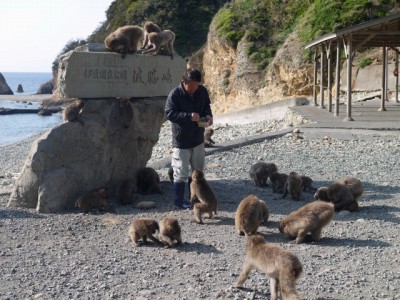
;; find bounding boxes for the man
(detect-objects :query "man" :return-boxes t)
[165,69,213,209]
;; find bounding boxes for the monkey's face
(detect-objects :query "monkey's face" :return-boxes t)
[278,221,286,233]
[314,187,328,200]
[192,169,204,181]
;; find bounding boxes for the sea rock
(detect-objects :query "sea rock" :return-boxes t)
[16,84,24,93]
[0,72,13,95]
[36,80,54,94]
[8,98,166,213]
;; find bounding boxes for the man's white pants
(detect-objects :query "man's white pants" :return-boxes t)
[171,143,205,183]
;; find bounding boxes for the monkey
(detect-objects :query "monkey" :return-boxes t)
[104,25,144,59]
[314,186,329,201]
[168,166,174,183]
[282,172,303,201]
[128,218,162,246]
[190,169,218,224]
[279,200,335,244]
[159,217,182,248]
[63,99,85,125]
[301,175,317,192]
[234,234,303,300]
[327,183,359,212]
[115,180,136,205]
[204,128,215,147]
[75,187,114,213]
[142,30,175,59]
[248,162,278,187]
[270,172,288,194]
[136,167,162,194]
[335,176,364,202]
[117,98,133,129]
[235,195,269,236]
[141,21,161,49]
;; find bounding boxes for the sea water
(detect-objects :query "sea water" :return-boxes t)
[0,72,63,146]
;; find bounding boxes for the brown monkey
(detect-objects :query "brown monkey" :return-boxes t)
[301,175,317,192]
[159,217,182,248]
[136,167,162,194]
[128,218,161,246]
[141,21,161,49]
[204,128,215,147]
[115,180,136,205]
[249,162,278,187]
[270,172,288,194]
[118,98,133,129]
[190,169,218,224]
[314,186,329,201]
[234,235,303,300]
[335,176,364,202]
[327,183,359,212]
[104,25,144,58]
[143,30,175,59]
[64,99,85,125]
[235,195,269,236]
[279,201,335,244]
[282,172,303,201]
[75,187,113,213]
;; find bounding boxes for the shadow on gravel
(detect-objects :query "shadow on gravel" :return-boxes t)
[313,237,391,248]
[178,242,223,254]
[0,209,45,219]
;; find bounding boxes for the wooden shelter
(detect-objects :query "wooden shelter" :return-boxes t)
[304,12,400,121]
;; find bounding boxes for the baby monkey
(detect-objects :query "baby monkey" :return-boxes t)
[204,128,215,147]
[128,218,162,246]
[159,217,182,248]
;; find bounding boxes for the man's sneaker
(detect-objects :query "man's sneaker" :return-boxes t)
[182,201,192,209]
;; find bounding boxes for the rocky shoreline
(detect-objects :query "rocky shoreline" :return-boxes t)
[1,118,400,299]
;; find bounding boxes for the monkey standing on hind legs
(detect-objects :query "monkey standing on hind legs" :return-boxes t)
[234,235,303,300]
[190,169,218,224]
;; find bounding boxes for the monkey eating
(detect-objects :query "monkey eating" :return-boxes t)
[128,218,162,246]
[279,200,335,244]
[234,234,303,300]
[282,171,303,201]
[235,194,269,236]
[159,217,182,248]
[104,25,144,59]
[249,162,278,187]
[270,172,288,194]
[142,30,175,59]
[190,169,218,224]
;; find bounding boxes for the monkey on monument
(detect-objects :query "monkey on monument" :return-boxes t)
[279,200,335,244]
[235,195,269,236]
[64,99,85,125]
[159,217,182,248]
[204,128,215,147]
[128,218,162,246]
[282,171,303,201]
[143,30,175,59]
[190,169,218,224]
[75,187,114,214]
[234,235,303,300]
[141,21,161,49]
[104,25,144,59]
[249,162,278,187]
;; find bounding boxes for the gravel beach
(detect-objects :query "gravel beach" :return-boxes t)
[1,117,400,300]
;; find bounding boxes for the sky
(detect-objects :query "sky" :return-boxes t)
[0,0,114,73]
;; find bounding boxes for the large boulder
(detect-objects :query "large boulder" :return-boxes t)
[36,80,54,94]
[8,98,166,212]
[0,72,13,95]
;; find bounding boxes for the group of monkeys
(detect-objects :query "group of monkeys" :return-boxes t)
[104,21,176,59]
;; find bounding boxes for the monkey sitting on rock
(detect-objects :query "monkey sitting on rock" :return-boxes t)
[143,30,175,59]
[234,235,303,300]
[279,200,335,244]
[141,21,161,50]
[104,25,144,59]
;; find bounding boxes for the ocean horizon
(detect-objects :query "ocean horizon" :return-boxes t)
[1,72,52,95]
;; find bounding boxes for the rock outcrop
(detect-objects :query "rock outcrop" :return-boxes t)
[36,80,54,94]
[8,98,166,213]
[16,84,24,93]
[0,73,13,95]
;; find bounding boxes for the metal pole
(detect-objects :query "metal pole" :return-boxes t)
[313,50,318,106]
[379,46,387,111]
[320,45,325,109]
[335,42,340,117]
[344,34,354,121]
[385,47,389,101]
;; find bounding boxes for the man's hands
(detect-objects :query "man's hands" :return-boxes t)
[191,112,200,121]
[206,115,213,126]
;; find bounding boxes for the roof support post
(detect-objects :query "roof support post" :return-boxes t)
[344,34,354,121]
[319,45,325,109]
[385,47,389,102]
[326,42,332,112]
[335,41,341,117]
[312,50,318,106]
[396,50,399,103]
[379,46,387,111]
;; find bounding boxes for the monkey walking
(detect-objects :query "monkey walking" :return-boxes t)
[104,25,144,59]
[282,172,303,201]
[141,21,161,49]
[75,187,113,213]
[204,128,215,147]
[190,169,218,224]
[143,30,175,59]
[159,217,182,248]
[235,195,269,236]
[64,99,85,125]
[249,162,278,187]
[234,235,303,300]
[128,218,162,246]
[279,200,335,244]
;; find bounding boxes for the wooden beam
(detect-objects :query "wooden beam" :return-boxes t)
[335,42,340,117]
[344,34,354,121]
